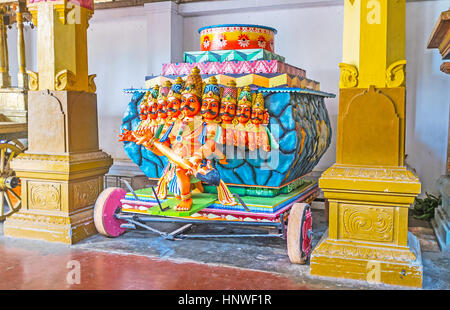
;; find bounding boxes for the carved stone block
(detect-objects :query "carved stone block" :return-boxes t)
[28,181,62,211]
[71,177,102,211]
[339,204,394,242]
[27,90,99,154]
[337,86,405,166]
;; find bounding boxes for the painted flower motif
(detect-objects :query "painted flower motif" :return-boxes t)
[257,36,267,49]
[202,36,211,49]
[215,33,228,48]
[238,34,250,48]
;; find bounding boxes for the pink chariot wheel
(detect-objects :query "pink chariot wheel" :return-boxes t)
[287,203,313,264]
[94,187,127,237]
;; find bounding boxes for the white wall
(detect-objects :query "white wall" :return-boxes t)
[5,22,37,87]
[16,0,449,195]
[404,1,450,195]
[88,8,148,160]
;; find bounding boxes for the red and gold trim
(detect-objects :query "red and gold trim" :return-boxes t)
[199,24,277,53]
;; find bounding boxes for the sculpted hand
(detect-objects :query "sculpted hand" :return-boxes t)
[142,137,157,149]
[135,135,147,145]
[187,157,202,175]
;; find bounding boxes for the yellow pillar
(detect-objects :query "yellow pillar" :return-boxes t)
[310,0,423,288]
[0,9,11,88]
[16,2,27,89]
[4,0,112,244]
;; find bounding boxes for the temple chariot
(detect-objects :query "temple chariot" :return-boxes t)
[95,24,335,264]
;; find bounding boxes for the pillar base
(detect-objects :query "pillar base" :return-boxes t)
[311,230,423,288]
[311,164,423,287]
[431,207,449,251]
[3,207,97,244]
[4,151,113,244]
[431,175,450,251]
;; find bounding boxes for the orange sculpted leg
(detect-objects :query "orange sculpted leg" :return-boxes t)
[175,167,193,211]
[193,181,204,193]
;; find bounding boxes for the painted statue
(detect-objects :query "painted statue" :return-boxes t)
[136,68,225,211]
[144,85,160,138]
[119,86,160,143]
[247,92,273,152]
[199,76,236,206]
[234,85,253,148]
[119,67,294,210]
[118,91,150,143]
[217,80,238,147]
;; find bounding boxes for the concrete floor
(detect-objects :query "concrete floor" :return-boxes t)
[0,208,448,290]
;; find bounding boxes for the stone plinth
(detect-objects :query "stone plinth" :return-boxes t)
[311,165,423,287]
[432,175,450,251]
[4,90,112,244]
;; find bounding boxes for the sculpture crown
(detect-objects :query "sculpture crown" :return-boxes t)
[238,85,252,107]
[203,76,220,100]
[252,92,265,110]
[183,66,203,98]
[168,77,184,98]
[222,80,237,103]
[149,85,159,101]
[158,81,172,99]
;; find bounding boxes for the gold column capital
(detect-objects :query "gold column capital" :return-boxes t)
[342,0,406,89]
[26,0,95,92]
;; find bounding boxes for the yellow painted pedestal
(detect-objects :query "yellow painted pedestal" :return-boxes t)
[4,90,112,244]
[310,84,423,288]
[5,151,111,244]
[311,165,422,287]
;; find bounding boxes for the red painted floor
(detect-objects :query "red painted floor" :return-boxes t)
[0,243,310,290]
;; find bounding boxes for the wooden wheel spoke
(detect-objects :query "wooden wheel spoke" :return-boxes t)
[13,200,21,211]
[4,150,15,176]
[0,141,25,219]
[7,187,20,200]
[0,148,5,173]
[0,192,4,217]
[8,150,15,162]
[11,139,25,152]
[4,191,12,211]
[6,189,21,212]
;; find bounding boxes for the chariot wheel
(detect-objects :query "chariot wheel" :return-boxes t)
[0,139,26,221]
[94,187,127,237]
[287,203,313,264]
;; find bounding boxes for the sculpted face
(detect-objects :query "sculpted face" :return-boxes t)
[167,97,181,120]
[201,98,220,120]
[157,98,168,120]
[181,93,201,117]
[148,100,158,120]
[251,107,265,125]
[236,104,251,125]
[139,102,148,120]
[219,100,237,124]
